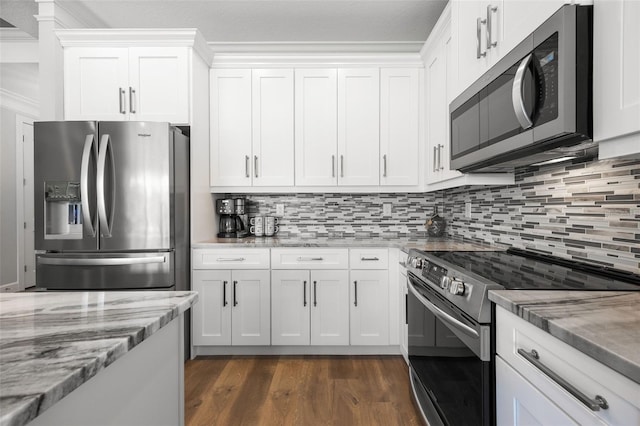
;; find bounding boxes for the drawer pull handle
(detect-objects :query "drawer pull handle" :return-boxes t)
[360,257,379,261]
[297,257,323,261]
[517,348,609,411]
[217,258,246,262]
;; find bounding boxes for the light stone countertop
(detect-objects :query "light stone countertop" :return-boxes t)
[489,290,640,384]
[192,236,502,253]
[0,291,198,426]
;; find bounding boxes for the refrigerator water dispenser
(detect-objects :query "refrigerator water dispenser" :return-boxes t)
[44,181,83,239]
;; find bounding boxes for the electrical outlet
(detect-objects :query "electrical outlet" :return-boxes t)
[383,203,392,216]
[276,203,285,216]
[465,202,472,218]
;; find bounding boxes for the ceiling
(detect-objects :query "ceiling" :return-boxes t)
[1,0,447,45]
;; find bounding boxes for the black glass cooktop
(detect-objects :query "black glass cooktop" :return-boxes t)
[427,248,640,291]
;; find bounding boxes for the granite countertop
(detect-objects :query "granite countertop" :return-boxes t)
[489,290,640,385]
[0,291,198,426]
[193,236,502,252]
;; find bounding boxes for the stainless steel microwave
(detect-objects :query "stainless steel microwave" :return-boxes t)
[450,5,593,173]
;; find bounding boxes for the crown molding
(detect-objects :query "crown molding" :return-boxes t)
[0,89,39,118]
[208,41,425,55]
[211,52,425,68]
[419,1,451,62]
[55,28,213,65]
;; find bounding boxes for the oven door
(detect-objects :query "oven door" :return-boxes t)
[407,272,494,426]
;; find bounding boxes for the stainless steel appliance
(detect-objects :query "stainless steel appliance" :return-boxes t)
[216,198,248,238]
[34,121,189,291]
[405,248,640,426]
[450,5,593,173]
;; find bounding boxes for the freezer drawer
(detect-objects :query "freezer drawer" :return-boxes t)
[36,251,174,290]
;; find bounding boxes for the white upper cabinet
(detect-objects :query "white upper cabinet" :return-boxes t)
[64,47,190,123]
[295,68,339,186]
[337,68,380,186]
[252,69,295,186]
[64,48,129,121]
[594,0,640,159]
[380,68,420,186]
[210,69,253,187]
[210,69,295,187]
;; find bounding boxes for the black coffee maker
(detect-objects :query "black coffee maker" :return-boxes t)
[216,198,249,238]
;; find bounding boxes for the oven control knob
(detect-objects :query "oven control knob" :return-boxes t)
[449,279,466,296]
[439,276,451,290]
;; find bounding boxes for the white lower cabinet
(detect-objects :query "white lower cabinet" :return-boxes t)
[496,306,640,426]
[192,269,270,346]
[271,270,349,346]
[350,270,389,345]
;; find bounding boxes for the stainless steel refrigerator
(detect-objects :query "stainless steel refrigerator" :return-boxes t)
[34,121,189,292]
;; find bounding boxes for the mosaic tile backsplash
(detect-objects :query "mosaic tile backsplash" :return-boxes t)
[226,157,639,273]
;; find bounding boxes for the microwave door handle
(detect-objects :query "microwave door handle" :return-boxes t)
[512,53,534,129]
[80,134,97,237]
[97,134,115,238]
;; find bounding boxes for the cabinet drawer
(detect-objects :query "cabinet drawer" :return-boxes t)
[192,248,270,269]
[271,248,349,270]
[496,307,640,425]
[349,248,389,270]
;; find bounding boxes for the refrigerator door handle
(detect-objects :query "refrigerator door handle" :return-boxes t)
[39,255,167,266]
[80,134,97,237]
[97,134,115,238]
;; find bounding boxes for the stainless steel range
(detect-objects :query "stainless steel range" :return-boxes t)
[405,248,640,426]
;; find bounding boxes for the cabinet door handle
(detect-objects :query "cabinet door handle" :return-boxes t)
[129,87,136,113]
[438,144,444,170]
[119,88,126,114]
[313,281,317,307]
[486,5,498,48]
[360,257,379,261]
[340,155,344,178]
[433,146,438,172]
[245,155,250,178]
[354,281,358,306]
[383,154,388,177]
[517,348,609,411]
[254,155,258,178]
[405,293,408,325]
[477,17,487,58]
[223,280,228,307]
[233,280,238,306]
[332,155,335,178]
[303,280,307,307]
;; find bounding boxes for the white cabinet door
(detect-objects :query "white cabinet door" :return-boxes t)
[64,47,129,121]
[350,270,389,345]
[310,270,349,346]
[426,18,463,185]
[231,270,270,345]
[192,270,232,346]
[271,270,310,345]
[128,47,189,124]
[210,69,253,187]
[594,0,640,156]
[337,68,380,186]
[496,356,583,426]
[453,0,488,95]
[252,69,295,186]
[295,69,338,186]
[380,68,420,186]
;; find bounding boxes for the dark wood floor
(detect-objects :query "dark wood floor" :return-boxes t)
[185,355,423,426]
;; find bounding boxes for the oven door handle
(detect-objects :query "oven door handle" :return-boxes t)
[408,277,479,339]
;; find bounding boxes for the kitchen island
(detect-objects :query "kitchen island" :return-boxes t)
[0,291,198,426]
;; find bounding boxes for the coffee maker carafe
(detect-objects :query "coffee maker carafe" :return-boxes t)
[216,198,249,238]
